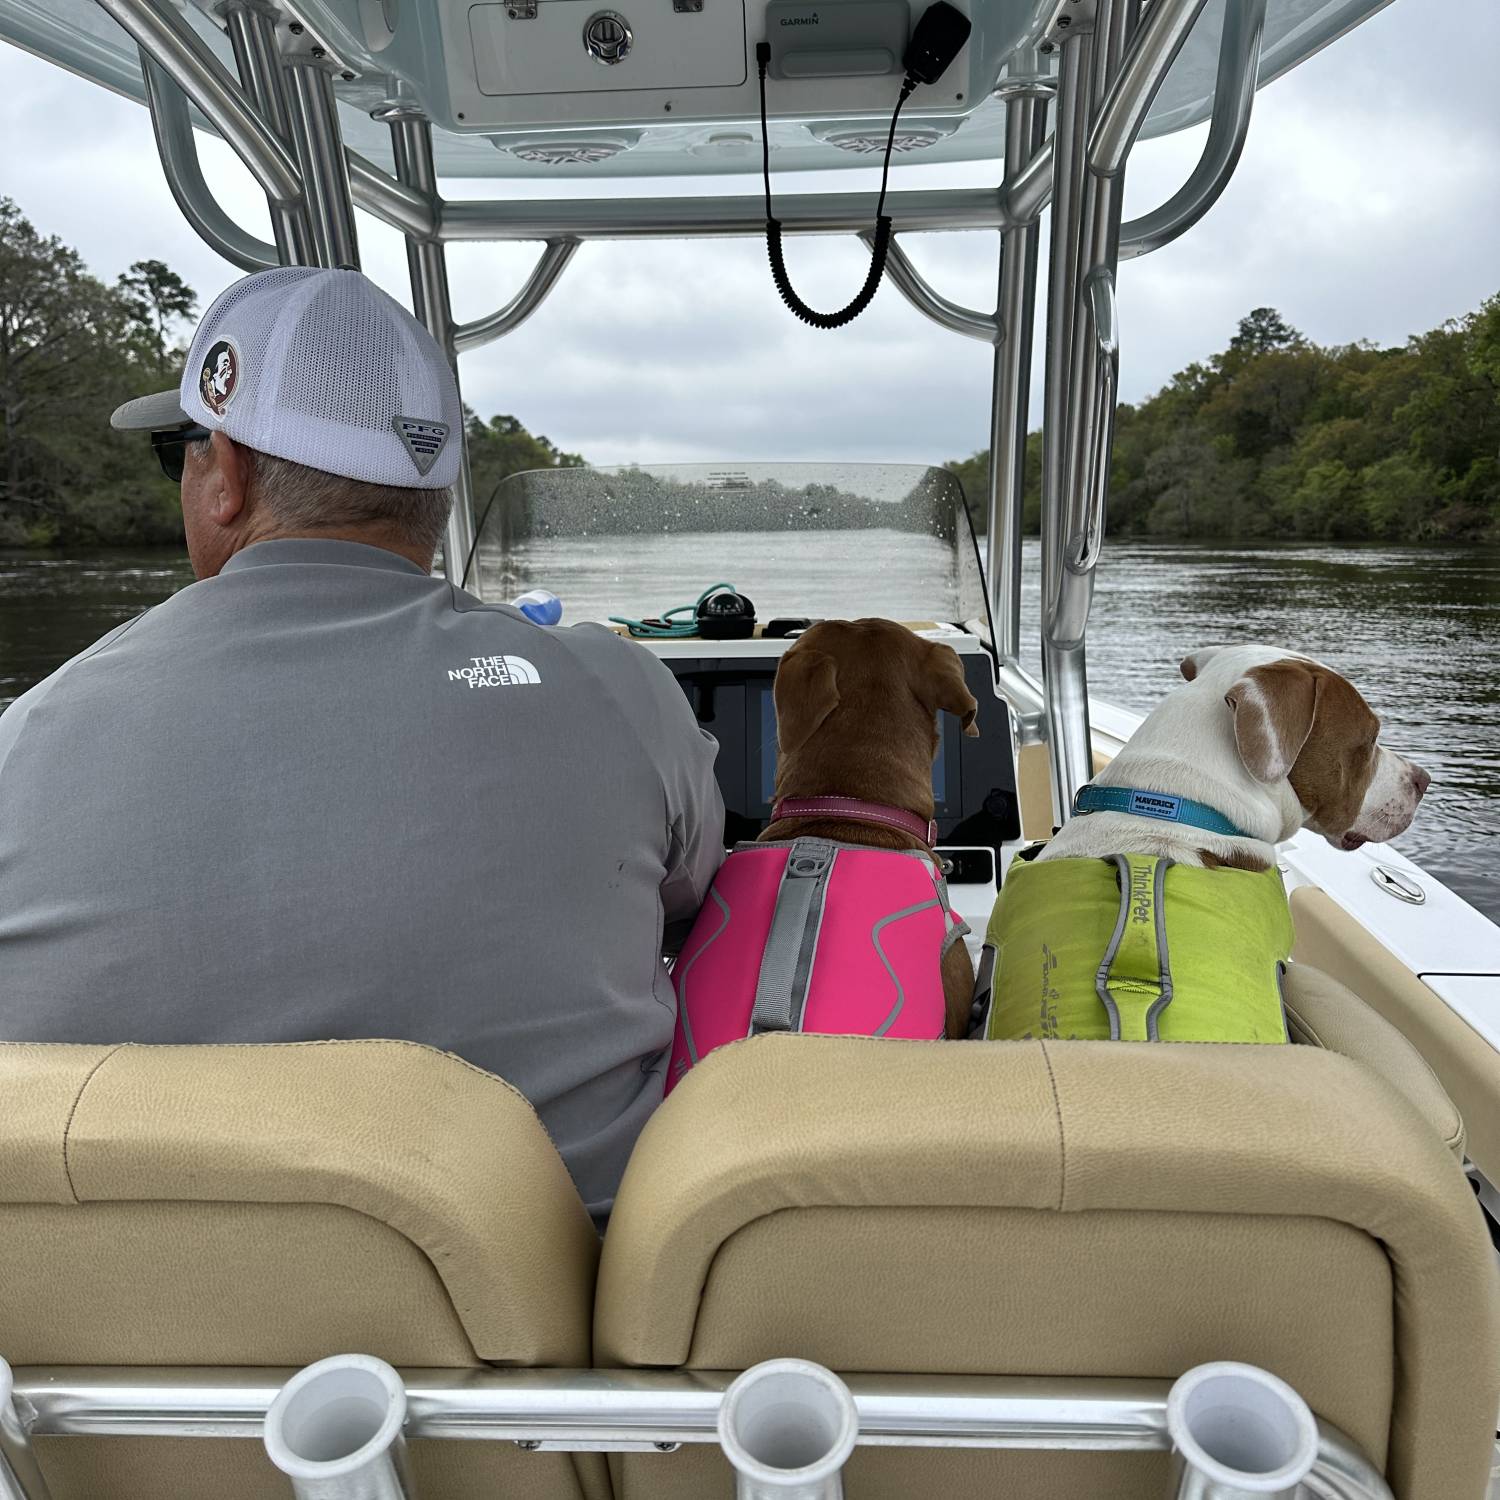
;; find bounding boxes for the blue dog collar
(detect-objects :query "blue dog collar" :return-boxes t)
[1072,784,1252,840]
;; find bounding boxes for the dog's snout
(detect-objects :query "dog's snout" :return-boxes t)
[1411,764,1432,798]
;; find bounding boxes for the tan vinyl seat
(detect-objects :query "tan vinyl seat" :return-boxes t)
[595,1033,1500,1500]
[0,1040,606,1500]
[1281,961,1466,1157]
[1293,883,1500,1183]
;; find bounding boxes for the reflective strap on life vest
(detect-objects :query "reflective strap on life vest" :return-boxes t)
[749,838,838,1035]
[1094,853,1175,1042]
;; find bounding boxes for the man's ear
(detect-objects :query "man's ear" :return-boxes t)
[1180,646,1225,682]
[206,431,250,527]
[919,642,979,737]
[1225,661,1318,782]
[773,647,840,756]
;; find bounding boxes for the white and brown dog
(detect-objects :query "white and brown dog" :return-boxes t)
[980,646,1430,1045]
[1042,644,1430,872]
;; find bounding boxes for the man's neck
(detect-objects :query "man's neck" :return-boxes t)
[225,524,435,575]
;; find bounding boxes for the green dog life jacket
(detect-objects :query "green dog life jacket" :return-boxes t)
[982,854,1292,1044]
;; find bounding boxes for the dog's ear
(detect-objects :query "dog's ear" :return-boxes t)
[774,647,840,755]
[1225,660,1318,783]
[919,642,980,737]
[1180,646,1224,682]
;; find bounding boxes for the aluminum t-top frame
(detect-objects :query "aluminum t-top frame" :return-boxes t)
[96,0,1267,827]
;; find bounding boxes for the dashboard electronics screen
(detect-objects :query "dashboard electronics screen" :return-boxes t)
[756,685,949,809]
[663,646,1018,853]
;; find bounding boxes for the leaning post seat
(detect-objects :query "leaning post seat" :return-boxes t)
[595,1033,1500,1500]
[0,1040,605,1500]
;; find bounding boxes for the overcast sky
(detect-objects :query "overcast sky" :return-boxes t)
[3,0,1498,467]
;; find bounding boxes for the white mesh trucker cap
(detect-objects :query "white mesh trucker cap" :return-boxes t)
[110,267,462,491]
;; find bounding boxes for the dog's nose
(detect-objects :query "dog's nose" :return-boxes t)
[1411,765,1432,798]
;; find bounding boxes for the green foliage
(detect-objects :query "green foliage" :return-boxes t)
[950,298,1500,542]
[466,411,583,515]
[943,432,1042,536]
[0,198,186,548]
[0,202,585,553]
[117,259,198,375]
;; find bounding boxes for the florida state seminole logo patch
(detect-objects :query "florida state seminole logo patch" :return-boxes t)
[199,338,241,417]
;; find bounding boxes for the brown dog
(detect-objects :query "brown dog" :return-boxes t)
[762,618,980,1038]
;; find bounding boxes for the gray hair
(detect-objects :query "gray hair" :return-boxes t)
[248,449,452,557]
[189,437,452,558]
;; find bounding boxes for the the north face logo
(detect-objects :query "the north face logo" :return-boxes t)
[448,655,540,688]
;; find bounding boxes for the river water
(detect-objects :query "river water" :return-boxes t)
[2,539,1496,921]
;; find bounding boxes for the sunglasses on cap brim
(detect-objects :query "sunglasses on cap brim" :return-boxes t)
[149,424,213,484]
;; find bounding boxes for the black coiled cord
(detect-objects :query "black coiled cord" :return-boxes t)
[758,43,915,330]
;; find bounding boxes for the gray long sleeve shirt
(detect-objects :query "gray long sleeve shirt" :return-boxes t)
[0,538,724,1224]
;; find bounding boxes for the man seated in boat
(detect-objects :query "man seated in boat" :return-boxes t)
[0,267,724,1230]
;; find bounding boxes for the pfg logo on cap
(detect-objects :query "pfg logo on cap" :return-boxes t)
[199,339,241,418]
[393,415,451,477]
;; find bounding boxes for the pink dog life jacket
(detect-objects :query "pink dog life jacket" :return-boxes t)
[666,838,967,1094]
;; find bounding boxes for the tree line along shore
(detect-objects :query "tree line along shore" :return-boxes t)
[2,198,1496,551]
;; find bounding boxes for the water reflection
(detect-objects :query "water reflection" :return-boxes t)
[1016,542,1500,920]
[2,541,1495,921]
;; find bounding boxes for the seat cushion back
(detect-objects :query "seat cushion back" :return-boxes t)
[596,1034,1500,1500]
[0,1040,603,1500]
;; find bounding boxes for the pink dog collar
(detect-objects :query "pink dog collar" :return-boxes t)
[771,795,937,848]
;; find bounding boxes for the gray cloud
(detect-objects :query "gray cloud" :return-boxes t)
[3,0,1497,469]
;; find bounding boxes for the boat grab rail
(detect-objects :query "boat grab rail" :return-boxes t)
[453,238,582,353]
[1119,0,1266,259]
[95,0,301,207]
[141,55,279,274]
[1088,0,1213,178]
[1005,0,1264,260]
[858,232,998,344]
[436,187,1012,242]
[107,0,435,264]
[1,1359,1395,1499]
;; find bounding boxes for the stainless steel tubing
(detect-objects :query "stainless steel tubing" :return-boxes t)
[996,659,1046,746]
[1088,0,1212,177]
[93,0,301,206]
[1166,1363,1318,1499]
[862,233,997,343]
[223,2,313,264]
[1003,135,1054,225]
[438,187,1011,242]
[348,154,439,242]
[387,113,475,584]
[988,86,1048,673]
[0,1359,51,1500]
[1038,0,1138,822]
[1058,0,1133,644]
[9,1363,1396,1491]
[286,63,360,270]
[263,1355,413,1500]
[717,1360,858,1500]
[13,1365,1170,1447]
[1037,32,1094,825]
[1118,0,1266,260]
[453,239,580,353]
[1301,1421,1397,1500]
[141,56,278,271]
[1070,265,1119,581]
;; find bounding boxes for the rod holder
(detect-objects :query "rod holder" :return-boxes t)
[1167,1362,1319,1499]
[717,1359,858,1500]
[263,1354,414,1500]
